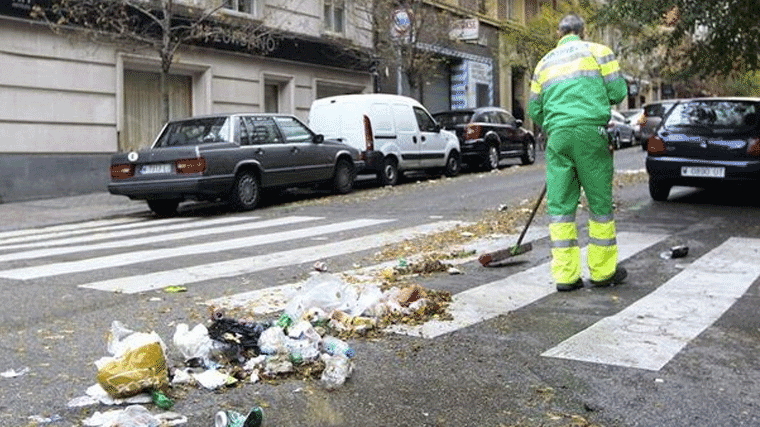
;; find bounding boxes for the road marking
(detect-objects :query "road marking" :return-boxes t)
[0,217,143,242]
[542,237,760,371]
[387,232,669,338]
[204,228,552,315]
[79,221,460,294]
[0,218,391,280]
[0,215,258,250]
[0,216,318,263]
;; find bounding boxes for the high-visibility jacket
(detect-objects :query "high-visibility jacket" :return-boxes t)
[528,34,628,135]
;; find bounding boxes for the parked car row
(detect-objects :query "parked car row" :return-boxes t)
[645,97,760,201]
[108,95,535,216]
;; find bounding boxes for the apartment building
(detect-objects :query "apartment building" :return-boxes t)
[0,0,374,202]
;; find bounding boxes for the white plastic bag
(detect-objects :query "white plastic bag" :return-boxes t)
[284,274,358,320]
[172,323,213,361]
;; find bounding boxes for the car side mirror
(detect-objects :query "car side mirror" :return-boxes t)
[515,119,523,127]
[313,134,324,144]
[434,123,441,132]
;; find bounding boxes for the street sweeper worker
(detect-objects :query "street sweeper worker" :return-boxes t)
[527,14,628,292]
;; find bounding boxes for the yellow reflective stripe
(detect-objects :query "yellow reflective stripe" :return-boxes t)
[600,59,620,77]
[587,245,617,282]
[530,79,542,95]
[536,56,599,87]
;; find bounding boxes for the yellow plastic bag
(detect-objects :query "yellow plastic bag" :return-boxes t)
[96,342,168,398]
[95,322,169,398]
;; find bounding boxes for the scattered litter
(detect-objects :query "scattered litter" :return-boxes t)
[164,286,187,293]
[192,369,237,390]
[660,245,689,259]
[69,384,153,407]
[447,267,463,275]
[149,297,162,302]
[498,204,508,211]
[313,261,328,272]
[27,414,62,424]
[655,378,665,383]
[1,367,30,378]
[173,323,214,363]
[320,353,353,390]
[151,390,174,410]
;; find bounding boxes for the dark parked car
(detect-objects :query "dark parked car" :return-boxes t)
[639,99,680,150]
[608,110,636,149]
[645,97,760,201]
[108,113,364,215]
[433,107,536,170]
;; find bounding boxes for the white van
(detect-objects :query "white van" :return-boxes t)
[308,94,461,185]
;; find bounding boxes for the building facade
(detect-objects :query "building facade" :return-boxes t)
[0,0,374,202]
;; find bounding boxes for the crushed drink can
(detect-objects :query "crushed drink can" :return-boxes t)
[215,408,263,427]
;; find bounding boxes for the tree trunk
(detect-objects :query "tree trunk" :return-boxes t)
[160,0,172,124]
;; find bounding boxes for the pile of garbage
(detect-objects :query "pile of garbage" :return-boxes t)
[69,273,452,426]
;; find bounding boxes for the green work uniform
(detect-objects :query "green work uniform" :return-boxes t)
[528,34,628,285]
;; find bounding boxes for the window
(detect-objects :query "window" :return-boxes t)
[225,0,259,16]
[413,107,438,132]
[245,116,281,144]
[274,117,313,143]
[155,117,232,147]
[324,0,344,33]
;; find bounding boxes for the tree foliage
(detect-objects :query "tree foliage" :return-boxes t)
[501,0,601,72]
[599,0,760,78]
[32,0,275,123]
[368,0,458,95]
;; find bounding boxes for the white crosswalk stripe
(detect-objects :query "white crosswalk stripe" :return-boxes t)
[78,221,460,294]
[542,237,760,371]
[0,218,392,280]
[3,213,758,374]
[0,216,317,263]
[387,231,668,338]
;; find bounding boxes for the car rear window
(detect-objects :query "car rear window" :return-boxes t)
[433,112,473,127]
[663,100,759,133]
[155,117,232,147]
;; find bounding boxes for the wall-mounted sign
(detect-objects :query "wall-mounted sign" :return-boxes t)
[449,19,479,41]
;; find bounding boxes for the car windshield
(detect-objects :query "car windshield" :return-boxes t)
[155,117,232,147]
[663,100,759,133]
[433,112,473,127]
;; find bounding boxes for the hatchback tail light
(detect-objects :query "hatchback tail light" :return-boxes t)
[647,136,666,155]
[176,158,206,174]
[748,137,760,157]
[363,115,374,152]
[464,124,482,140]
[110,164,134,180]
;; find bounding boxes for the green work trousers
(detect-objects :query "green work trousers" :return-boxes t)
[546,125,618,284]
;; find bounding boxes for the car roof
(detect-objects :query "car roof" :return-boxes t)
[433,106,509,115]
[168,113,295,122]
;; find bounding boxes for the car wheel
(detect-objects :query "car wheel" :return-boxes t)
[378,157,399,186]
[229,170,260,211]
[649,177,671,201]
[147,199,180,217]
[332,158,354,194]
[520,140,536,165]
[485,145,499,170]
[444,151,461,177]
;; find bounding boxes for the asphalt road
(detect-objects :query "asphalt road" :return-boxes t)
[1,146,759,427]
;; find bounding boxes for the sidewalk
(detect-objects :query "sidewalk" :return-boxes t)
[0,192,148,232]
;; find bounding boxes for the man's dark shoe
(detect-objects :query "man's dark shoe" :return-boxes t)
[589,267,628,288]
[556,278,584,292]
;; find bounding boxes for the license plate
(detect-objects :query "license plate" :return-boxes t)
[140,163,173,174]
[681,166,725,178]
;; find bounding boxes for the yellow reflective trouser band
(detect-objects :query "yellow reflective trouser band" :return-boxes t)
[549,221,580,284]
[588,215,618,281]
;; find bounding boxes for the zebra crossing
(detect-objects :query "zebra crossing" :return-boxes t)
[1,214,759,373]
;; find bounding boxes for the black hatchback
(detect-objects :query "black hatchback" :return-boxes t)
[433,107,536,170]
[645,97,760,201]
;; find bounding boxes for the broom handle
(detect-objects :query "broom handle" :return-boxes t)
[515,183,547,247]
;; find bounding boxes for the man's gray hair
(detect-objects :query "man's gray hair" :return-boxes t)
[558,14,584,36]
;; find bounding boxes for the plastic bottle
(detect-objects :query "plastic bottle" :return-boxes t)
[321,336,355,358]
